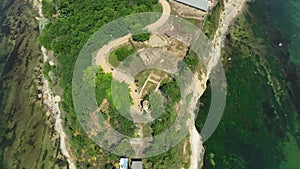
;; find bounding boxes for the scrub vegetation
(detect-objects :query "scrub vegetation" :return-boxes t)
[40,0,161,167]
[202,0,224,39]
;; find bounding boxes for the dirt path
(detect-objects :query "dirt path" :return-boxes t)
[95,0,171,68]
[95,0,172,112]
[146,0,171,31]
[95,0,171,158]
[38,0,247,167]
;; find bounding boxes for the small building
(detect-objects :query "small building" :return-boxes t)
[174,0,208,11]
[119,158,129,169]
[165,30,175,38]
[142,100,149,112]
[131,160,143,169]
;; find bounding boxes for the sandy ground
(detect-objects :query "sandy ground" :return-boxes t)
[170,1,206,21]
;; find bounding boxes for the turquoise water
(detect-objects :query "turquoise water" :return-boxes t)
[198,1,300,168]
[245,3,300,168]
[247,1,300,168]
[262,1,300,168]
[262,0,300,66]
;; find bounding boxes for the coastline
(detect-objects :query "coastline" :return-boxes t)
[0,0,63,168]
[0,2,291,168]
[193,0,247,167]
[32,0,248,168]
[206,0,247,75]
[33,1,76,168]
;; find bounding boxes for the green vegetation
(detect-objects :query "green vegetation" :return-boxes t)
[39,0,206,168]
[42,61,58,84]
[111,80,134,117]
[94,68,136,137]
[132,31,151,42]
[39,0,160,167]
[115,45,135,61]
[203,0,224,39]
[152,3,163,13]
[108,52,120,68]
[109,44,135,67]
[148,91,165,118]
[42,61,52,81]
[143,138,191,169]
[135,70,152,90]
[183,51,199,72]
[142,81,157,97]
[42,0,56,19]
[195,81,211,130]
[184,18,201,27]
[150,79,180,135]
[134,69,166,90]
[142,123,152,138]
[160,80,181,103]
[82,66,97,87]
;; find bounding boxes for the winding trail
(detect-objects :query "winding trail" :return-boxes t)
[95,0,171,67]
[95,0,173,159]
[93,0,250,168]
[37,0,247,168]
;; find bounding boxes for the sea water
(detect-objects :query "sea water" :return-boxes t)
[261,0,300,168]
[262,0,300,66]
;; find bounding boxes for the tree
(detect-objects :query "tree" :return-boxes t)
[132,32,151,42]
[42,0,56,18]
[160,81,181,103]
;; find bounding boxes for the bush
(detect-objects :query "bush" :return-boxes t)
[115,46,135,61]
[160,80,181,103]
[132,32,151,42]
[183,51,199,72]
[42,0,55,18]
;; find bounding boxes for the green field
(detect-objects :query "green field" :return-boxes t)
[109,43,135,67]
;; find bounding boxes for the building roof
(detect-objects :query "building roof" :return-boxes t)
[131,160,143,169]
[119,158,128,169]
[165,30,175,37]
[174,0,208,11]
